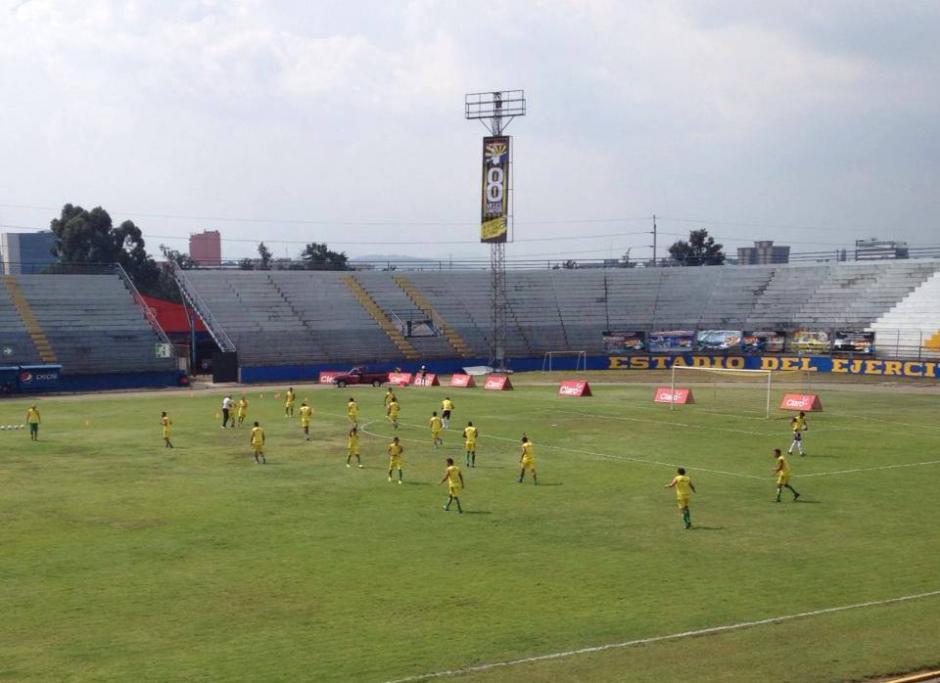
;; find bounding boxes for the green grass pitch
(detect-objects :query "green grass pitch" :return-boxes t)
[1,374,939,682]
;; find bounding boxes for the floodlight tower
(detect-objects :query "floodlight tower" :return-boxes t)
[465,90,526,370]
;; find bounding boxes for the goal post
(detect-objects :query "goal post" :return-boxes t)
[670,365,774,418]
[542,350,587,372]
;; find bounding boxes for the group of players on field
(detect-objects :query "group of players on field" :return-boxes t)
[666,410,809,529]
[25,385,810,524]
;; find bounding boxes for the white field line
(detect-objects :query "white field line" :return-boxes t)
[381,589,940,683]
[356,417,765,481]
[325,410,936,482]
[800,459,940,478]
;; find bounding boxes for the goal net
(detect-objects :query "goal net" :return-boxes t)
[669,366,809,419]
[542,350,587,372]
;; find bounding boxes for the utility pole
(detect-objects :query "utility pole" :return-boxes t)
[651,214,658,266]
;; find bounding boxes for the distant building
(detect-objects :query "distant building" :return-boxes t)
[737,240,790,265]
[189,230,221,266]
[854,238,908,260]
[0,231,56,274]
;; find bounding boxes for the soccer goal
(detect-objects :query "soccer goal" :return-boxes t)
[670,365,774,418]
[542,350,587,372]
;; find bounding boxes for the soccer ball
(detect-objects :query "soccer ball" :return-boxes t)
[0,425,6,431]
[18,424,24,430]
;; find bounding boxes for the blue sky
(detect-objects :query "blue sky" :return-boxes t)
[1,0,937,262]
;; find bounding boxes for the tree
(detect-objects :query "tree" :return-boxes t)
[159,244,195,270]
[257,242,273,271]
[50,203,164,292]
[238,258,254,270]
[300,242,350,271]
[667,229,725,266]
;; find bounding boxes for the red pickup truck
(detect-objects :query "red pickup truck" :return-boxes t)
[331,366,389,388]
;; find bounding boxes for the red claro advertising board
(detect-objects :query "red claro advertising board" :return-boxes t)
[558,380,592,397]
[450,374,476,388]
[388,372,413,387]
[412,373,440,387]
[318,371,342,384]
[653,387,695,404]
[779,394,823,411]
[484,375,513,391]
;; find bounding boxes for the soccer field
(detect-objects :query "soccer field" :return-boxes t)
[2,375,939,682]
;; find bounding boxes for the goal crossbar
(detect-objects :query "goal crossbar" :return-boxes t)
[542,350,587,372]
[670,365,773,418]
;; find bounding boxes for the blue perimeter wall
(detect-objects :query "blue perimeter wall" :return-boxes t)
[56,371,184,392]
[240,353,940,383]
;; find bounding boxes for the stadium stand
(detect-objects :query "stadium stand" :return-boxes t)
[0,272,177,375]
[178,260,940,368]
[870,270,940,359]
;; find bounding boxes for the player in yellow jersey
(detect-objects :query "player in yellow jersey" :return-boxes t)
[250,421,266,464]
[346,426,363,468]
[440,457,465,513]
[788,411,808,456]
[665,467,696,529]
[387,436,404,483]
[161,411,174,448]
[236,396,249,428]
[463,421,478,467]
[384,387,396,408]
[299,401,313,440]
[284,387,295,418]
[441,397,454,429]
[386,398,400,430]
[429,411,443,448]
[25,405,40,441]
[772,448,800,502]
[347,397,359,426]
[518,435,538,485]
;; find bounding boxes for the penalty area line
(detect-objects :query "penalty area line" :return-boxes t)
[801,459,940,478]
[381,589,940,683]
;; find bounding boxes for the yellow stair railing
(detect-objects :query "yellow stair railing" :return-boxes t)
[343,275,419,359]
[2,276,57,363]
[393,275,474,358]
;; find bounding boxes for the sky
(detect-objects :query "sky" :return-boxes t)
[0,0,938,264]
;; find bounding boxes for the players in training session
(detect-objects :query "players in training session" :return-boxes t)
[387,436,404,483]
[463,421,478,467]
[429,411,444,447]
[440,457,464,513]
[788,411,808,456]
[347,397,359,426]
[161,411,174,448]
[518,435,538,484]
[772,448,800,502]
[387,397,400,430]
[26,404,40,441]
[346,426,363,468]
[665,467,695,529]
[250,421,266,464]
[384,387,396,409]
[285,387,295,418]
[236,395,249,427]
[441,397,454,429]
[299,400,313,440]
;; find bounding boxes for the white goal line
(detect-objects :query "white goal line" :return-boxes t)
[382,588,940,683]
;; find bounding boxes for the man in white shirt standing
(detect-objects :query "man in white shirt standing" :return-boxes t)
[221,395,233,428]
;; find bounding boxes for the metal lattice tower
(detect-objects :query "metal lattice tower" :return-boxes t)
[465,90,525,370]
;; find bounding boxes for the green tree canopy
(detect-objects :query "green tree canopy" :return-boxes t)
[50,203,165,291]
[300,242,349,270]
[159,244,195,270]
[257,242,273,270]
[667,229,726,266]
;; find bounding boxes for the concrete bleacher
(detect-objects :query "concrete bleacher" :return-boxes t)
[870,270,940,359]
[0,282,42,365]
[9,274,176,374]
[180,260,940,366]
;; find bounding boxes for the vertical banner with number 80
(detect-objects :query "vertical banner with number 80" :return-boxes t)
[480,136,510,243]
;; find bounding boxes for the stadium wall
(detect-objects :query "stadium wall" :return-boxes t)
[239,353,940,382]
[55,371,184,392]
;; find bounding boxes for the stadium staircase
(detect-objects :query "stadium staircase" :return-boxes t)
[869,269,940,359]
[343,275,419,360]
[392,275,474,358]
[2,275,57,363]
[172,267,237,354]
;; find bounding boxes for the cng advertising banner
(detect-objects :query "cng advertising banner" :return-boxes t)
[481,136,510,243]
